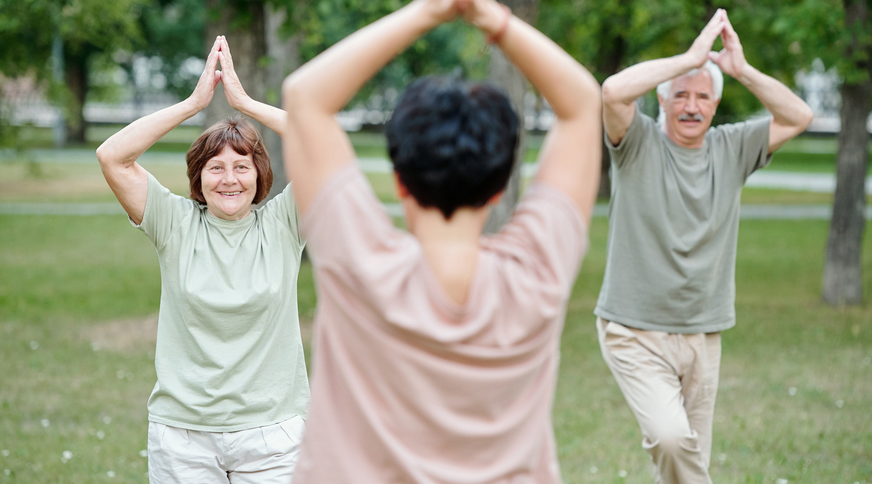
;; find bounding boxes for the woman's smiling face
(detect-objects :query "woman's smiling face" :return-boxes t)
[200,144,258,221]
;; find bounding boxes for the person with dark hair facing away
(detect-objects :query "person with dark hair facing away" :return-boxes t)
[280,0,601,481]
[96,36,309,483]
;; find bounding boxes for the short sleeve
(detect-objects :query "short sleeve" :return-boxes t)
[132,172,193,250]
[259,182,305,246]
[716,117,772,181]
[742,117,773,179]
[302,163,403,274]
[605,110,659,170]
[487,183,589,291]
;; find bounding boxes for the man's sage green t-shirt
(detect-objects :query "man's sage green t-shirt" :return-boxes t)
[594,111,770,334]
[134,173,309,432]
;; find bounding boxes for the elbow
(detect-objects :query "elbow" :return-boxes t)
[95,142,112,167]
[799,103,814,132]
[601,77,619,106]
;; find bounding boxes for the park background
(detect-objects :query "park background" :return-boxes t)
[1,0,871,482]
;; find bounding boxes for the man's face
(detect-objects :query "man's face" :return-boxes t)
[659,71,720,149]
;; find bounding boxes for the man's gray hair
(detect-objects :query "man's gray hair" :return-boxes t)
[656,60,723,124]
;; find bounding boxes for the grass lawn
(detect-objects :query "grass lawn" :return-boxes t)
[2,126,871,482]
[1,210,871,483]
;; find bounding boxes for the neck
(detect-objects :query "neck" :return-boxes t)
[403,198,490,305]
[662,124,705,149]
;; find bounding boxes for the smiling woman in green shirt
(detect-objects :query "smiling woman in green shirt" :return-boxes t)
[96,36,309,484]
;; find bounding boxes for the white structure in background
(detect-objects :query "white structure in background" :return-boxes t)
[1,54,205,128]
[1,57,869,133]
[795,58,858,133]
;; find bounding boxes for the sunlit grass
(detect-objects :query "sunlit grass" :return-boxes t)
[2,212,871,483]
[2,128,871,483]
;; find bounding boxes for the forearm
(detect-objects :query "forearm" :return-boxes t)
[282,2,439,115]
[602,54,697,106]
[96,98,200,167]
[236,98,286,137]
[738,65,813,129]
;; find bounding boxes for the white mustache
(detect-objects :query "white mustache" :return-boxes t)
[678,113,705,122]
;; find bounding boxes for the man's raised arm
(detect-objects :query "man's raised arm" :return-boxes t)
[601,10,726,145]
[709,12,813,153]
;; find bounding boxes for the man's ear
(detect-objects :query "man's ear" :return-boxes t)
[393,172,410,199]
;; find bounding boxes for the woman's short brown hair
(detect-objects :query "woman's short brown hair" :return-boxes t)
[186,117,273,205]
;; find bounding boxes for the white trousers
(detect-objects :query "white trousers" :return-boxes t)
[147,416,305,484]
[597,318,721,484]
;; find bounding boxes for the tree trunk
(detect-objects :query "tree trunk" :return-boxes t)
[822,0,870,306]
[823,81,870,305]
[203,0,267,130]
[264,3,304,201]
[64,56,88,144]
[483,0,539,233]
[596,35,625,199]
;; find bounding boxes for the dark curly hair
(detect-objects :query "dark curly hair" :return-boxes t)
[186,117,273,205]
[385,76,519,219]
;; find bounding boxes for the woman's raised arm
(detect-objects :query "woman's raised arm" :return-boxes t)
[217,36,287,137]
[281,0,463,216]
[96,37,223,225]
[463,0,602,222]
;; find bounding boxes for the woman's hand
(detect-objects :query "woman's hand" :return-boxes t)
[416,0,464,24]
[217,36,251,112]
[189,36,223,111]
[459,0,509,38]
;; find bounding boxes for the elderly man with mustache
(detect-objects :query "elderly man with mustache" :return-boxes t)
[594,9,813,484]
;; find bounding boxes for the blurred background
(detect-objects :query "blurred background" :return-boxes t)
[1,0,870,482]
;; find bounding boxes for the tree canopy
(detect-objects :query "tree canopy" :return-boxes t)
[0,0,147,142]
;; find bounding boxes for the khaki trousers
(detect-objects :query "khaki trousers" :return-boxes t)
[597,318,721,484]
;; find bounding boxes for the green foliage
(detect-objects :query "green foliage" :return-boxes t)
[772,0,871,84]
[0,0,145,82]
[135,0,207,99]
[0,0,148,141]
[536,0,819,124]
[296,0,488,107]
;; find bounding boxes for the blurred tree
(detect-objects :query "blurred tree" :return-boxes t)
[538,0,695,198]
[484,0,539,232]
[136,0,207,100]
[0,0,146,144]
[297,0,487,108]
[771,0,871,305]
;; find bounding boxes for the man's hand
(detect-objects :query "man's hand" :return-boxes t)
[189,36,222,112]
[708,11,748,80]
[217,36,250,112]
[684,9,726,69]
